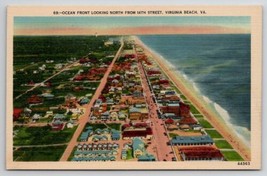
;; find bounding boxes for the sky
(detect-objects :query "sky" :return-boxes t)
[14,16,251,35]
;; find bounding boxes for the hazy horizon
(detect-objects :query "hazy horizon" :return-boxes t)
[14,16,250,36]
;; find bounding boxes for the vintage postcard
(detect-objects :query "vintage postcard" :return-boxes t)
[6,6,262,170]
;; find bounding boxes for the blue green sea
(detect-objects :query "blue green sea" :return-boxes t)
[139,34,251,146]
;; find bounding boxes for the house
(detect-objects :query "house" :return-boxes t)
[111,129,121,141]
[179,146,224,161]
[101,111,110,121]
[110,111,118,121]
[51,120,64,131]
[179,102,191,117]
[32,114,41,121]
[23,108,32,116]
[138,153,156,161]
[165,118,174,125]
[13,108,23,121]
[133,90,143,97]
[192,124,203,131]
[179,117,197,125]
[132,137,145,158]
[79,97,90,105]
[41,93,54,99]
[106,98,114,105]
[79,129,93,142]
[27,95,43,104]
[167,124,179,131]
[170,135,214,146]
[121,149,127,160]
[92,135,108,142]
[129,106,148,121]
[53,114,66,120]
[118,111,128,120]
[90,116,97,120]
[160,104,180,116]
[179,124,190,131]
[67,122,74,128]
[45,111,53,117]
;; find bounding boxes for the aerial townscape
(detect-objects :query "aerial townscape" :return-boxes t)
[13,35,245,162]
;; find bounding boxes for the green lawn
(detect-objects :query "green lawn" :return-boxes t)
[221,151,243,161]
[13,145,67,161]
[169,133,179,138]
[193,114,204,119]
[106,123,121,131]
[215,140,233,149]
[198,119,213,128]
[85,123,107,131]
[13,126,77,146]
[180,94,187,100]
[205,129,223,138]
[126,149,133,160]
[189,104,200,114]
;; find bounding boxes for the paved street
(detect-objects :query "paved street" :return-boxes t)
[137,61,175,161]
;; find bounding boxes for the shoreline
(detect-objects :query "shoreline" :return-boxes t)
[133,36,251,161]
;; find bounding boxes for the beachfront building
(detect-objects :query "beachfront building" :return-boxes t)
[179,146,224,161]
[170,135,214,146]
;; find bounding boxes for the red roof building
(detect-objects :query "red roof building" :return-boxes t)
[13,108,23,121]
[133,122,148,128]
[122,127,153,139]
[179,146,224,161]
[179,117,197,125]
[147,70,161,76]
[179,102,191,117]
[79,58,90,64]
[165,118,174,125]
[51,120,65,131]
[158,80,169,85]
[160,105,180,116]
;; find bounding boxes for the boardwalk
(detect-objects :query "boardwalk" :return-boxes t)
[59,38,124,161]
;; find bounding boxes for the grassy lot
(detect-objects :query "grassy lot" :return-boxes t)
[84,123,107,131]
[221,151,243,161]
[84,123,121,131]
[189,104,200,114]
[169,133,179,138]
[193,114,204,119]
[198,119,213,128]
[205,129,223,138]
[215,140,233,149]
[106,123,121,131]
[180,94,187,100]
[13,126,77,146]
[13,145,67,161]
[126,149,133,160]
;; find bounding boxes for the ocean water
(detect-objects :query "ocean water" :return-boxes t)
[139,34,251,146]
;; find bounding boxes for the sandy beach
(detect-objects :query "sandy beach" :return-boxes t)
[133,36,251,161]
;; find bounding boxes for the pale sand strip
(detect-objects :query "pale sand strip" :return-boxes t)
[133,36,251,161]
